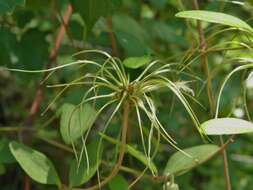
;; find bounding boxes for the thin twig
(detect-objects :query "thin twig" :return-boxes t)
[107,17,119,57]
[24,4,73,128]
[21,5,73,190]
[192,1,231,190]
[192,0,215,115]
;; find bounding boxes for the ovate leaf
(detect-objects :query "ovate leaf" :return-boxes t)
[69,139,102,187]
[164,144,219,176]
[176,10,253,32]
[109,175,129,190]
[123,56,151,69]
[60,103,97,144]
[201,118,253,135]
[0,0,25,14]
[9,141,60,186]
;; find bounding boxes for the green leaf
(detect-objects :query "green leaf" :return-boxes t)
[164,144,219,176]
[15,29,49,70]
[100,133,157,174]
[143,20,185,46]
[109,175,129,190]
[60,103,97,144]
[0,0,25,14]
[9,141,60,186]
[112,14,149,56]
[0,28,17,67]
[0,138,16,164]
[176,10,253,32]
[70,0,120,32]
[69,139,102,187]
[123,56,151,69]
[201,118,253,135]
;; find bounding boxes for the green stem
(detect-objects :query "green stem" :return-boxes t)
[36,135,74,153]
[0,127,33,132]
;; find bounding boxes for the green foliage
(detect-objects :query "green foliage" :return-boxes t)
[69,139,102,187]
[0,138,15,164]
[201,118,253,135]
[0,28,16,67]
[100,133,158,174]
[0,0,25,14]
[176,10,253,32]
[60,103,97,144]
[164,145,220,176]
[9,141,61,186]
[123,56,151,69]
[70,0,120,32]
[112,14,149,56]
[1,0,253,190]
[109,175,129,190]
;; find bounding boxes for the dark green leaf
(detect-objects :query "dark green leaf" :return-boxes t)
[0,0,25,14]
[25,0,51,11]
[0,28,17,67]
[60,103,97,144]
[0,138,16,164]
[15,29,49,71]
[164,144,219,176]
[143,20,185,46]
[109,175,129,190]
[9,141,61,186]
[201,118,253,135]
[69,139,102,187]
[112,14,149,56]
[70,0,120,32]
[176,10,253,32]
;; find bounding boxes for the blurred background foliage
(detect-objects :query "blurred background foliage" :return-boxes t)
[1,0,253,190]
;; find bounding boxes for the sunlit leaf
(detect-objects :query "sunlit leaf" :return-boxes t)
[9,141,60,186]
[201,118,253,135]
[123,56,151,69]
[60,103,97,144]
[163,183,179,190]
[176,10,253,32]
[164,144,219,176]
